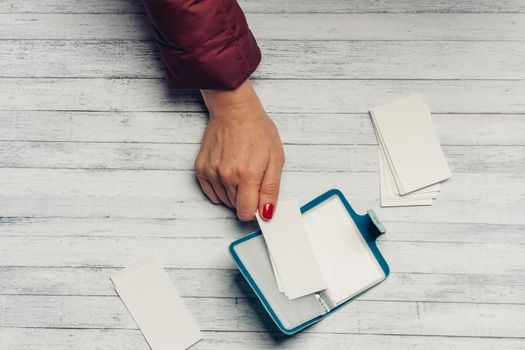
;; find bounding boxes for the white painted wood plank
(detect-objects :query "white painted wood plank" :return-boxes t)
[1,295,524,337]
[0,14,154,40]
[0,0,147,14]
[2,112,524,146]
[2,217,524,244]
[0,40,162,78]
[3,40,525,80]
[258,41,525,79]
[0,235,523,275]
[1,267,523,304]
[248,13,525,40]
[2,328,523,350]
[251,80,525,114]
[2,14,524,40]
[0,217,257,239]
[0,142,523,174]
[1,0,524,14]
[1,169,523,224]
[0,79,523,113]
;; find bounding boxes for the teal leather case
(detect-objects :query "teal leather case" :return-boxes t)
[229,189,390,334]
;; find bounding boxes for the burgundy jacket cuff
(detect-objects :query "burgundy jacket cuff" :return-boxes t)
[144,0,261,90]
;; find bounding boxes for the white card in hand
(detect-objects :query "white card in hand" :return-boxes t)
[371,95,451,194]
[256,199,327,300]
[111,254,203,350]
[269,250,286,293]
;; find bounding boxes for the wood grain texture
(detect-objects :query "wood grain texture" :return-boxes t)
[1,142,524,175]
[1,0,524,348]
[1,266,523,304]
[1,169,524,224]
[2,14,524,40]
[0,78,524,113]
[2,295,525,337]
[3,40,525,79]
[2,111,524,145]
[2,328,524,350]
[1,0,524,14]
[2,217,524,244]
[1,236,524,276]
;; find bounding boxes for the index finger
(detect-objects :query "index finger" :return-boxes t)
[257,153,284,221]
[235,180,260,222]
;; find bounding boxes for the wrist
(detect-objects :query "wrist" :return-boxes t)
[201,80,264,121]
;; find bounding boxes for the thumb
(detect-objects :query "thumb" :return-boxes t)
[258,153,284,221]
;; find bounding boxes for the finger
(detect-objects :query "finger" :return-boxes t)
[223,182,238,209]
[236,180,260,222]
[197,178,221,204]
[258,153,284,221]
[217,169,238,208]
[210,178,234,208]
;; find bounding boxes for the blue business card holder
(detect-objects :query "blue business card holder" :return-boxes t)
[229,189,390,334]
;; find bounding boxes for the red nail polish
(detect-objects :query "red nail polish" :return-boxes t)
[262,203,274,220]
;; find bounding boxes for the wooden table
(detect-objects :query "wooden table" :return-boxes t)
[1,0,524,348]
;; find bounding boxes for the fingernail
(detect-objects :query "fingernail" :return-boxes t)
[262,203,274,220]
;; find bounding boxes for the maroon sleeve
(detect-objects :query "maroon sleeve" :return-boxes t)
[143,0,261,90]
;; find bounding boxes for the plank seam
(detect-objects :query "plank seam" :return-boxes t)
[0,325,523,338]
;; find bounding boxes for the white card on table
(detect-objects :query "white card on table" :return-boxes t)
[256,199,327,300]
[371,95,451,194]
[111,254,203,350]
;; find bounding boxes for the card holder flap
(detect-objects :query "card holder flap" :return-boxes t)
[365,209,387,241]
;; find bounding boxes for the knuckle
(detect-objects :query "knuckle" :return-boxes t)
[275,149,285,166]
[260,182,280,195]
[209,159,220,171]
[203,166,218,181]
[237,210,255,222]
[237,166,260,181]
[217,164,234,181]
[236,166,250,179]
[194,159,206,177]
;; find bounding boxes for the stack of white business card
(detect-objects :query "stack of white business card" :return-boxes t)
[370,95,452,207]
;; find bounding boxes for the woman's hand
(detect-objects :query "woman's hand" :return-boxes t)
[196,80,285,221]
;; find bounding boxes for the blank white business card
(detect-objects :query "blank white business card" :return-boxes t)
[270,253,286,293]
[111,254,203,350]
[256,199,327,300]
[303,197,385,305]
[371,95,451,194]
